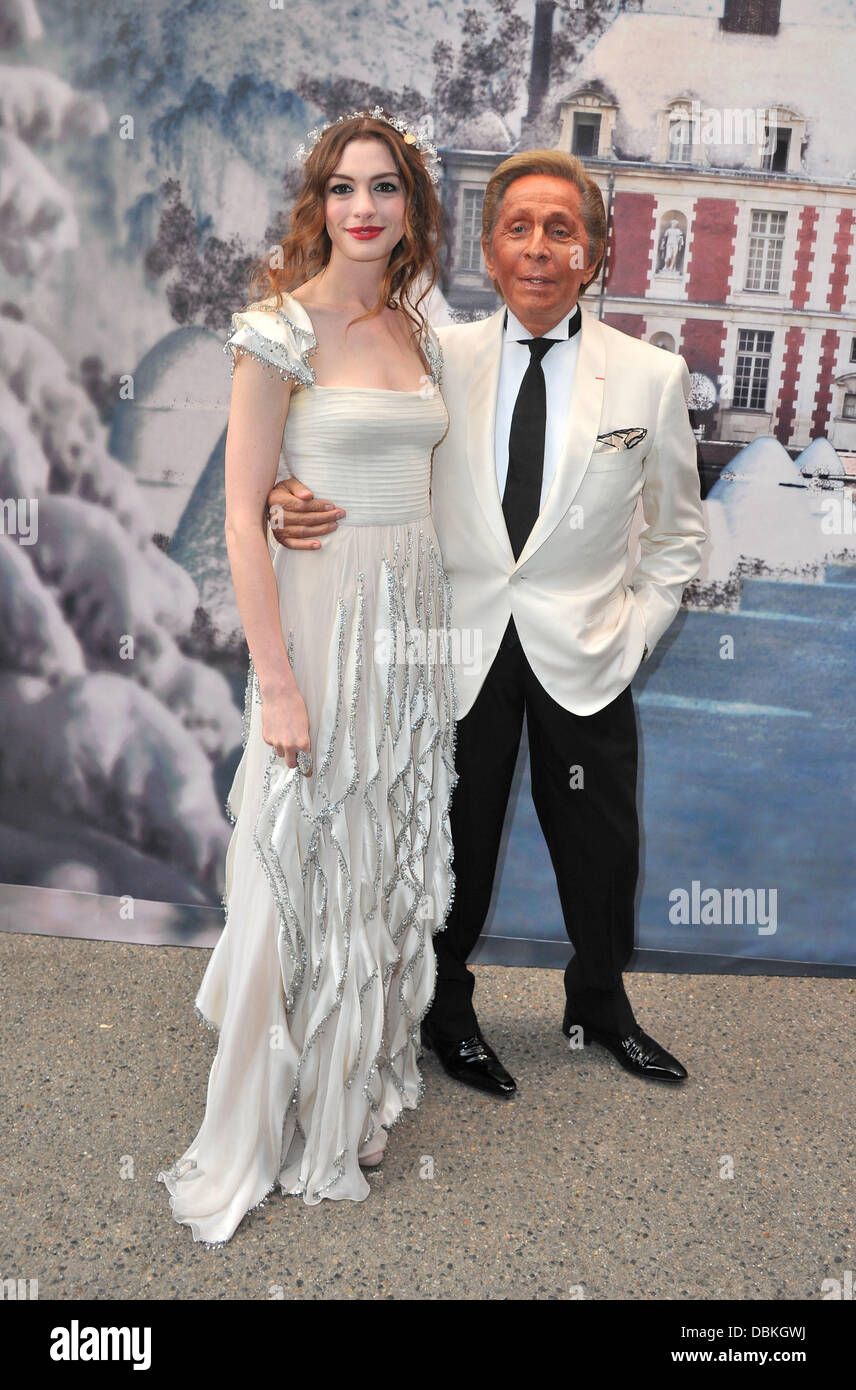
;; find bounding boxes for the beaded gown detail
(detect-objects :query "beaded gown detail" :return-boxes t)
[157,291,457,1245]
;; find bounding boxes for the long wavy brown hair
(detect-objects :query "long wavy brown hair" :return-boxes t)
[246,112,442,340]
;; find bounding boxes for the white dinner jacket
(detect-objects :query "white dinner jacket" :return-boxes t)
[431,302,708,719]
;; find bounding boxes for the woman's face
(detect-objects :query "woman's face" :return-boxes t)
[323,137,406,267]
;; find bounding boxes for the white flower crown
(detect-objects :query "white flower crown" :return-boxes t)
[293,105,442,185]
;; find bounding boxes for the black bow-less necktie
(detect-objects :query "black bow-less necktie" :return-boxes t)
[501,308,581,561]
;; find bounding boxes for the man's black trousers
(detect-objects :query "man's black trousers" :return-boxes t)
[426,616,640,1041]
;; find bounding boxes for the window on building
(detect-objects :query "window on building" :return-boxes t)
[667,111,693,163]
[744,210,787,291]
[720,0,780,35]
[761,126,790,172]
[733,329,773,409]
[850,337,856,363]
[572,112,601,157]
[458,188,485,273]
[843,393,856,420]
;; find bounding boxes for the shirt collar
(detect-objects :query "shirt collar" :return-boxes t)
[503,303,580,341]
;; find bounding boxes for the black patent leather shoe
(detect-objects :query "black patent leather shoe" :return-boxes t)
[421,1019,517,1097]
[562,1006,688,1083]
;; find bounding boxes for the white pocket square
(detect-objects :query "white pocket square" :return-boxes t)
[594,426,647,453]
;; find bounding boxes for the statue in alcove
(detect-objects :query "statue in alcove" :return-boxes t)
[657,218,685,275]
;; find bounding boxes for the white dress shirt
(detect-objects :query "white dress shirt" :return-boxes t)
[494,304,582,512]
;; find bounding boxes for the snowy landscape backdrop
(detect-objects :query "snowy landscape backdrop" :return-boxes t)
[1,0,853,972]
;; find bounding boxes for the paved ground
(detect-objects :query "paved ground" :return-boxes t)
[1,931,852,1300]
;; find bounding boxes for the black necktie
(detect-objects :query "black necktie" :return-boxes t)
[501,310,581,561]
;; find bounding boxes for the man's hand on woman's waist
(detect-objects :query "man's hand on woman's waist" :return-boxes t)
[267,476,345,549]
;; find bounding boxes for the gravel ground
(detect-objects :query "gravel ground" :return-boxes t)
[1,931,852,1301]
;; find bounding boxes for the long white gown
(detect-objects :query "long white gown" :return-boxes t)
[157,290,457,1245]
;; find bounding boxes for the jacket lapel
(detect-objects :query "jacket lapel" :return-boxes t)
[515,305,606,567]
[463,301,608,569]
[464,305,516,562]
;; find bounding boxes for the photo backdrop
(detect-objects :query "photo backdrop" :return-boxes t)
[1,0,854,976]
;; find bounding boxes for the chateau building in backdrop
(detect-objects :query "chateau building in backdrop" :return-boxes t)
[439,0,856,464]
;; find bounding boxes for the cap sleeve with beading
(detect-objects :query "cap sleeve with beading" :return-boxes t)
[223,295,317,388]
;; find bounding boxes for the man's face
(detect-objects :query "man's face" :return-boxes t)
[481,175,601,331]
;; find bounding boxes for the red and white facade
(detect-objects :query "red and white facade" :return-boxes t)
[439,0,856,452]
[591,169,856,450]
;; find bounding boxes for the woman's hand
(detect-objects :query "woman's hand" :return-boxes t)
[260,683,312,772]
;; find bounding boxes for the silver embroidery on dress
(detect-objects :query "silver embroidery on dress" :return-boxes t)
[162,299,455,1241]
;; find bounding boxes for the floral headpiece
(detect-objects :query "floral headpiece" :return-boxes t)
[293,105,442,185]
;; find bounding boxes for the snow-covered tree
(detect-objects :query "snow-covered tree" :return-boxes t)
[549,0,622,81]
[431,0,530,131]
[0,0,236,904]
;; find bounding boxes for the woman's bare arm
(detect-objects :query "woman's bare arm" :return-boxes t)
[223,352,298,701]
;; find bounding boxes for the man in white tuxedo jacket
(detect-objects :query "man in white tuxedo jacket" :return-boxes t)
[269,149,707,1097]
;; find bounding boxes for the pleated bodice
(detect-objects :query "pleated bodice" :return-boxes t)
[282,385,449,526]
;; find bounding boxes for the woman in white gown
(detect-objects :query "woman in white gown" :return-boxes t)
[157,111,457,1245]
